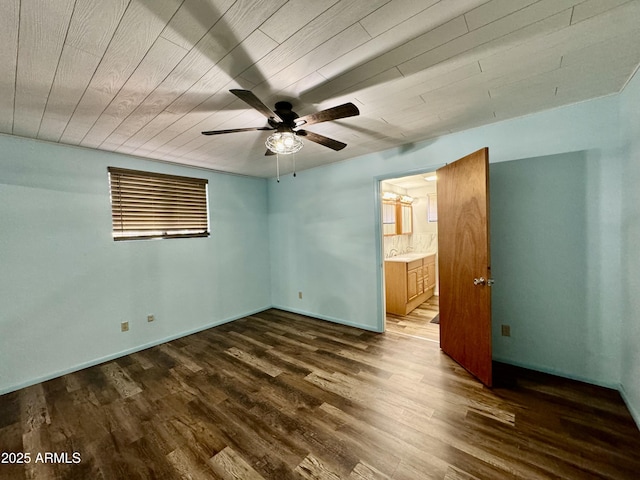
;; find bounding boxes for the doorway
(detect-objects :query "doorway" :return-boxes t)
[378,148,493,386]
[381,171,440,343]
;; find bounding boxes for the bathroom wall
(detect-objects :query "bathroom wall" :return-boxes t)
[381,180,437,258]
[407,183,438,255]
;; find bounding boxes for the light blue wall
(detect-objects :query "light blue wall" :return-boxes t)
[490,151,621,386]
[0,135,271,394]
[268,94,622,388]
[269,166,382,330]
[620,70,640,424]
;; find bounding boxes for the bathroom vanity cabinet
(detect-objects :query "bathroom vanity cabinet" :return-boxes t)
[385,253,436,315]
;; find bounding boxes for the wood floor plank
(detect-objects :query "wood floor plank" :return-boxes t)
[209,446,266,480]
[1,307,639,479]
[157,343,204,373]
[225,347,283,378]
[200,399,303,480]
[349,461,391,480]
[19,384,50,433]
[295,453,343,480]
[166,446,216,480]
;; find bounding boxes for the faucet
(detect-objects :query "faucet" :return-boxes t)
[388,249,398,258]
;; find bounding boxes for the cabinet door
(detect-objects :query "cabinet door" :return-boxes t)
[407,268,418,300]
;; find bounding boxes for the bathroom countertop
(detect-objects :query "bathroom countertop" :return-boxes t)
[385,252,436,262]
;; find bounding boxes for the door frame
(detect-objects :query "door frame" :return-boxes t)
[374,164,445,332]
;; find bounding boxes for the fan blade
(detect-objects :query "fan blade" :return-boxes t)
[297,130,347,151]
[230,89,282,122]
[265,149,276,156]
[295,103,359,127]
[201,127,273,135]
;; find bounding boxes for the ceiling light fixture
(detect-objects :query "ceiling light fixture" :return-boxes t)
[265,127,303,182]
[265,128,303,154]
[382,191,400,201]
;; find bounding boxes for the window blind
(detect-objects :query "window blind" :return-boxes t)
[108,167,209,241]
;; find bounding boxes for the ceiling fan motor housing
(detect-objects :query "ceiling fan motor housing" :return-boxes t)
[273,101,300,128]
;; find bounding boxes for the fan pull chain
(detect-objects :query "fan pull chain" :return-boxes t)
[276,153,280,183]
[293,151,297,177]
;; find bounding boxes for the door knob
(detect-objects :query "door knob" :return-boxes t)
[473,277,486,286]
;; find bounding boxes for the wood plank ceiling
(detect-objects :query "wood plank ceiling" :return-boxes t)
[1,0,639,178]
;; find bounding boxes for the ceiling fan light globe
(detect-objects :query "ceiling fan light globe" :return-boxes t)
[266,131,303,154]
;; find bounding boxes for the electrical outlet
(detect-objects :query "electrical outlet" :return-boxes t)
[501,324,511,337]
[298,291,303,299]
[121,321,129,332]
[147,314,154,323]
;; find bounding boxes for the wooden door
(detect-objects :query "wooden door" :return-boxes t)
[437,148,492,386]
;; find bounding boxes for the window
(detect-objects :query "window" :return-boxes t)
[427,193,438,222]
[108,167,209,241]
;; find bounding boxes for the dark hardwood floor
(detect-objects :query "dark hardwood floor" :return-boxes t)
[1,308,639,479]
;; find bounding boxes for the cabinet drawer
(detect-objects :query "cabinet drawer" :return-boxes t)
[407,259,422,270]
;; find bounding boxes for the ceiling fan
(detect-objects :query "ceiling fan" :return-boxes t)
[201,89,360,157]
